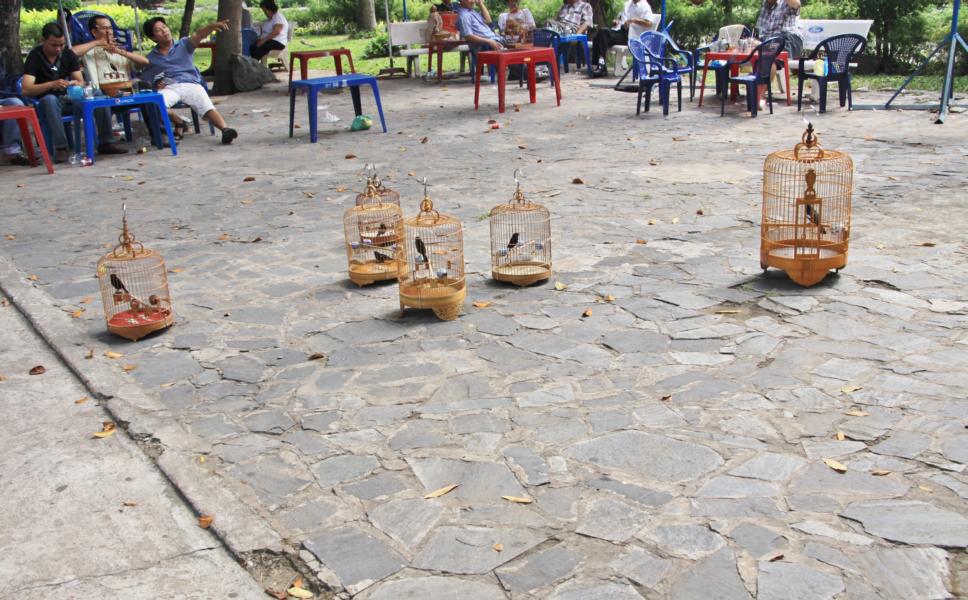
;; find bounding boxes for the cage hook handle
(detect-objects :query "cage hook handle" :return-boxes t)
[418,177,440,221]
[114,203,144,257]
[510,168,526,204]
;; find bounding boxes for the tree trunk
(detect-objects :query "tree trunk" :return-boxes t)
[357,0,377,31]
[180,0,197,39]
[0,0,22,78]
[588,0,607,27]
[212,0,242,95]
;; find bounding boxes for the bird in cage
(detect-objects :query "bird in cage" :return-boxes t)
[415,236,430,266]
[508,232,520,251]
[375,251,392,263]
[378,223,387,237]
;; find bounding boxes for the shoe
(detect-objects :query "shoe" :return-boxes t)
[98,143,129,155]
[55,149,70,163]
[221,127,238,145]
[3,154,31,166]
[590,65,606,79]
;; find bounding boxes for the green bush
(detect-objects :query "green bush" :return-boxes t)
[362,25,389,59]
[23,0,79,11]
[20,4,138,44]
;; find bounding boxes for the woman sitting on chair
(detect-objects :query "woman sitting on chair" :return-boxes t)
[251,0,289,61]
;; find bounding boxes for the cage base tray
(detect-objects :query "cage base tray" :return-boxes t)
[107,309,174,341]
[762,243,847,287]
[349,260,401,286]
[399,282,466,321]
[492,263,551,287]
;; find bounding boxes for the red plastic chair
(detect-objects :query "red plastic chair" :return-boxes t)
[0,105,54,174]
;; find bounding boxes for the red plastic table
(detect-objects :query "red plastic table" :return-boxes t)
[474,47,561,114]
[288,49,356,87]
[0,105,54,174]
[697,49,791,108]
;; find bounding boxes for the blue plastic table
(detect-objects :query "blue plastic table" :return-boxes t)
[71,92,177,164]
[289,74,387,143]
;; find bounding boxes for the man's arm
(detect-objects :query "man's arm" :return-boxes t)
[786,0,801,8]
[21,73,69,96]
[189,19,230,48]
[70,38,108,58]
[477,0,492,25]
[109,45,149,66]
[466,33,502,50]
[68,69,84,85]
[577,3,592,34]
[258,23,283,45]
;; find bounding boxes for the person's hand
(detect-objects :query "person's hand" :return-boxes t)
[51,79,70,91]
[212,19,230,32]
[105,42,121,54]
[155,81,166,91]
[612,18,619,26]
[489,39,502,50]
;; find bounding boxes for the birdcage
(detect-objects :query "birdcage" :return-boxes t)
[398,180,465,320]
[96,206,174,341]
[761,124,853,287]
[344,178,405,286]
[489,171,552,286]
[356,164,401,208]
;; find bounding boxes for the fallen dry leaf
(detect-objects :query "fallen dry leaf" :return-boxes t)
[836,431,845,441]
[85,349,94,360]
[715,309,740,315]
[80,296,92,304]
[554,281,567,291]
[582,308,593,318]
[75,397,88,404]
[672,136,687,142]
[696,208,705,216]
[769,554,785,562]
[917,242,936,247]
[407,171,416,176]
[604,295,616,303]
[824,458,848,473]
[841,384,863,394]
[635,238,648,244]
[198,514,214,529]
[27,274,38,281]
[4,234,14,240]
[307,352,326,361]
[71,308,85,318]
[345,153,357,159]
[490,123,500,130]
[287,585,313,599]
[502,495,533,504]
[571,177,584,184]
[844,409,870,417]
[0,375,5,382]
[243,176,256,182]
[93,421,116,439]
[424,483,459,499]
[493,543,504,552]
[870,469,891,476]
[648,219,657,225]
[420,136,428,144]
[660,394,672,402]
[671,217,680,224]
[473,300,493,309]
[122,500,137,507]
[218,233,231,241]
[29,365,46,375]
[121,364,137,372]
[266,589,287,600]
[649,158,660,166]
[104,351,123,359]
[240,198,255,205]
[302,191,315,198]
[169,267,184,274]
[517,144,527,150]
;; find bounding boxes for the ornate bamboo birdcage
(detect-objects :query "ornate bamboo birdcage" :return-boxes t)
[761,124,853,287]
[398,179,466,320]
[96,205,174,341]
[356,164,400,208]
[344,172,405,286]
[489,170,552,286]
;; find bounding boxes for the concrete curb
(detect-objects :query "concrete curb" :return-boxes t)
[0,254,285,560]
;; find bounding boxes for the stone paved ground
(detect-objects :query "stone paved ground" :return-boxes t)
[1,71,967,599]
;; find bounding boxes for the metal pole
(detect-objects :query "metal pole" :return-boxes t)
[58,0,72,48]
[936,0,961,123]
[660,0,666,31]
[133,3,143,50]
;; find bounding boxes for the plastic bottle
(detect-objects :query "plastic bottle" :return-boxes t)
[813,49,828,77]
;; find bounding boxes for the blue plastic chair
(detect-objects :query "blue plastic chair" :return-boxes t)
[717,36,785,117]
[797,34,866,113]
[533,29,591,76]
[242,28,259,57]
[629,33,684,116]
[289,74,387,143]
[70,11,134,51]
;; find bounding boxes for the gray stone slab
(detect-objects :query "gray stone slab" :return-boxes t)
[227,455,312,509]
[669,548,751,600]
[341,472,408,501]
[312,454,381,489]
[411,526,545,574]
[502,446,551,486]
[190,414,243,440]
[242,409,294,435]
[601,329,669,353]
[801,440,868,460]
[757,561,844,600]
[942,434,968,464]
[791,520,873,546]
[300,411,340,432]
[472,312,520,336]
[633,404,688,428]
[452,413,509,434]
[388,420,448,450]
[728,452,807,481]
[841,500,968,547]
[215,354,267,384]
[275,499,340,534]
[517,384,575,408]
[326,320,409,344]
[852,547,951,600]
[548,580,644,600]
[691,497,784,519]
[672,323,745,340]
[695,476,779,498]
[648,524,726,559]
[804,542,858,573]
[367,498,445,550]
[871,430,932,459]
[128,349,204,387]
[575,496,649,542]
[565,430,723,483]
[408,457,526,505]
[303,526,405,595]
[584,475,673,507]
[726,523,786,558]
[282,429,338,458]
[610,546,673,588]
[367,576,506,600]
[495,544,580,594]
[790,463,909,499]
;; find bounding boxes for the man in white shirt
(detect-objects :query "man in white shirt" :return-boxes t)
[251,0,289,61]
[590,0,654,76]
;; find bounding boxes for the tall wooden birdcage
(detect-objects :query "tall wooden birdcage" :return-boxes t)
[344,173,404,286]
[761,124,853,287]
[489,170,552,286]
[356,164,400,208]
[398,179,466,320]
[96,205,174,341]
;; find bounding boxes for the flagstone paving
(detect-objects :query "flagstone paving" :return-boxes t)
[1,73,967,598]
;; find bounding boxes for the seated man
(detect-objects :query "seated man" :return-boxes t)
[140,17,238,145]
[0,97,30,166]
[72,15,148,97]
[554,0,592,35]
[456,0,503,52]
[590,0,654,77]
[22,22,128,160]
[251,0,289,62]
[498,0,535,42]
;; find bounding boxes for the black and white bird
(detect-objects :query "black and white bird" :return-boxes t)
[415,236,429,265]
[374,251,392,263]
[110,274,129,294]
[507,232,520,251]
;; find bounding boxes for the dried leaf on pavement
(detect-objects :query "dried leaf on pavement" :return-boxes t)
[841,384,863,394]
[836,431,845,441]
[75,397,88,404]
[71,309,85,318]
[581,308,593,318]
[493,543,503,552]
[287,585,314,599]
[554,281,567,291]
[501,495,533,504]
[307,353,326,361]
[93,421,117,439]
[198,514,214,528]
[345,153,357,159]
[635,238,647,244]
[105,351,123,359]
[29,365,46,375]
[420,136,429,144]
[243,176,256,182]
[473,300,492,309]
[571,177,584,184]
[424,483,459,499]
[844,409,870,417]
[870,469,891,476]
[121,364,137,372]
[823,458,848,473]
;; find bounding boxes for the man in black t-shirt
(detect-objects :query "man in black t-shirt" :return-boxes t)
[22,22,127,160]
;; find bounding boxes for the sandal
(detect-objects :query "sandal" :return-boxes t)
[4,154,31,166]
[172,120,188,140]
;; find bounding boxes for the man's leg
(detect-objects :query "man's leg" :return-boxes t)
[93,107,127,154]
[174,83,236,143]
[37,94,68,157]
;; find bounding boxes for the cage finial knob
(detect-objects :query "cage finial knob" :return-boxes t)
[511,168,526,204]
[802,122,818,148]
[119,203,135,252]
[419,177,435,214]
